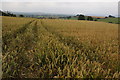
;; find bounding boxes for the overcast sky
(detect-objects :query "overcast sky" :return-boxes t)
[1,0,119,16]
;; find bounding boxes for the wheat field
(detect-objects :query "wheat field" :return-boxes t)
[2,16,120,78]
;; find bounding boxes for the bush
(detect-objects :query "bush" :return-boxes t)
[87,16,93,21]
[19,15,24,17]
[109,22,112,23]
[94,19,97,21]
[78,14,85,20]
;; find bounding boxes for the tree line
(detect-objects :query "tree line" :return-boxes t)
[0,10,24,17]
[77,14,96,21]
[77,14,116,21]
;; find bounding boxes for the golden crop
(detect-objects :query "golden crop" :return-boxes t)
[2,17,120,78]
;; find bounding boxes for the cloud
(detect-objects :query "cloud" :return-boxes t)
[2,2,118,16]
[2,0,119,2]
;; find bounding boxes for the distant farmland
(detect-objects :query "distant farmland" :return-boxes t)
[97,18,119,24]
[2,16,120,78]
[69,16,119,24]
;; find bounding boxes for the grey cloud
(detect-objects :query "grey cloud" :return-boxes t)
[2,2,118,16]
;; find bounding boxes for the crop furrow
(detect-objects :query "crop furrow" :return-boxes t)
[2,20,41,77]
[41,20,97,61]
[2,20,35,53]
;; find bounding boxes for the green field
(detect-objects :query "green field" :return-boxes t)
[2,16,120,78]
[69,16,97,20]
[97,18,119,24]
[69,17,119,24]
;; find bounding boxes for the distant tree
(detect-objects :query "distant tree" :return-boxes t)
[76,14,79,16]
[105,16,108,18]
[19,14,24,17]
[10,13,16,17]
[109,15,115,18]
[49,17,52,19]
[109,22,113,23]
[94,19,97,21]
[109,15,112,17]
[87,16,93,21]
[0,11,16,17]
[67,16,71,19]
[0,11,2,16]
[78,14,85,20]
